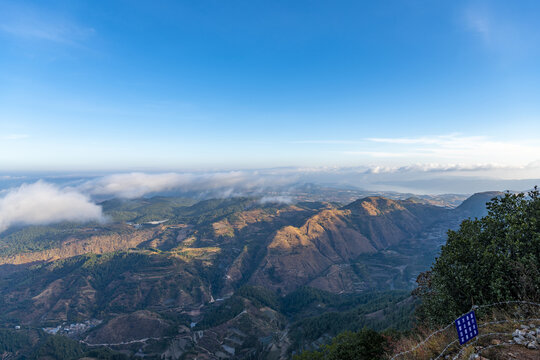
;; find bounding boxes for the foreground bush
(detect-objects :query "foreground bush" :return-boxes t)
[293,328,386,360]
[414,188,540,325]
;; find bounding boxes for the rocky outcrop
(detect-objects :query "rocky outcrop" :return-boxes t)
[467,323,540,360]
[511,324,540,349]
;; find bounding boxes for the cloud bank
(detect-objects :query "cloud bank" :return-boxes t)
[363,163,508,174]
[359,135,540,166]
[258,196,293,205]
[75,164,540,200]
[0,173,301,231]
[0,181,103,233]
[79,171,300,199]
[1,159,539,233]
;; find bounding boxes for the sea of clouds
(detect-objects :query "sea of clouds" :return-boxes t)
[1,164,539,233]
[0,181,104,233]
[0,171,300,233]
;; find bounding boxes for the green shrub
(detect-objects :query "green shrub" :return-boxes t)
[293,329,386,360]
[415,188,540,325]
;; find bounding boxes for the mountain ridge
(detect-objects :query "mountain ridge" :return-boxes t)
[0,190,506,359]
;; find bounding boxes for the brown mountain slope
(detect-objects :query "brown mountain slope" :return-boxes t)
[249,197,449,293]
[0,252,211,325]
[249,209,375,293]
[344,196,448,247]
[0,227,157,265]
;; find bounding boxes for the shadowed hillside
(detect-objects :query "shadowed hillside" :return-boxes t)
[0,191,507,359]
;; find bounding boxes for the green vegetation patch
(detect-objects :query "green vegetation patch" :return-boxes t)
[287,289,415,347]
[0,222,104,257]
[415,188,540,325]
[0,329,127,360]
[293,329,387,360]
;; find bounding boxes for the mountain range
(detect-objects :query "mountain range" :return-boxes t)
[0,190,502,359]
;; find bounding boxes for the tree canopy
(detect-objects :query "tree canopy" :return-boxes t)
[292,329,386,360]
[414,188,540,324]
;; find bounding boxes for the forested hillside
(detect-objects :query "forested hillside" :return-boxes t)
[0,190,518,359]
[295,188,539,359]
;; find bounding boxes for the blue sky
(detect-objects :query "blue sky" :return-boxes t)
[1,0,540,175]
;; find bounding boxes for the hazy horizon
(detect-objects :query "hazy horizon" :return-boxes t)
[1,3,539,357]
[1,0,540,180]
[1,0,539,227]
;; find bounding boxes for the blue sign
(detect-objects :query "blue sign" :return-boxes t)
[455,311,478,344]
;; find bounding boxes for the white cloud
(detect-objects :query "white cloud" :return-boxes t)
[290,140,362,145]
[0,166,538,218]
[79,171,299,199]
[465,5,493,44]
[462,2,538,59]
[258,196,293,205]
[77,163,540,200]
[0,2,94,46]
[0,134,29,141]
[343,151,413,158]
[363,163,508,175]
[290,134,540,167]
[0,181,103,233]
[360,134,540,166]
[366,134,473,145]
[82,173,196,198]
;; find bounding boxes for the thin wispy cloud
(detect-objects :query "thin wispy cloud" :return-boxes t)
[464,5,493,45]
[366,134,478,145]
[291,134,540,168]
[290,140,362,145]
[0,134,29,141]
[343,151,414,158]
[0,164,537,233]
[0,2,95,46]
[77,165,540,199]
[357,134,540,166]
[258,196,293,205]
[78,171,300,199]
[364,163,512,175]
[462,2,539,59]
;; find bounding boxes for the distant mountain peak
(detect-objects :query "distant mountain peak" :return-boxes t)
[343,196,404,216]
[455,191,504,217]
